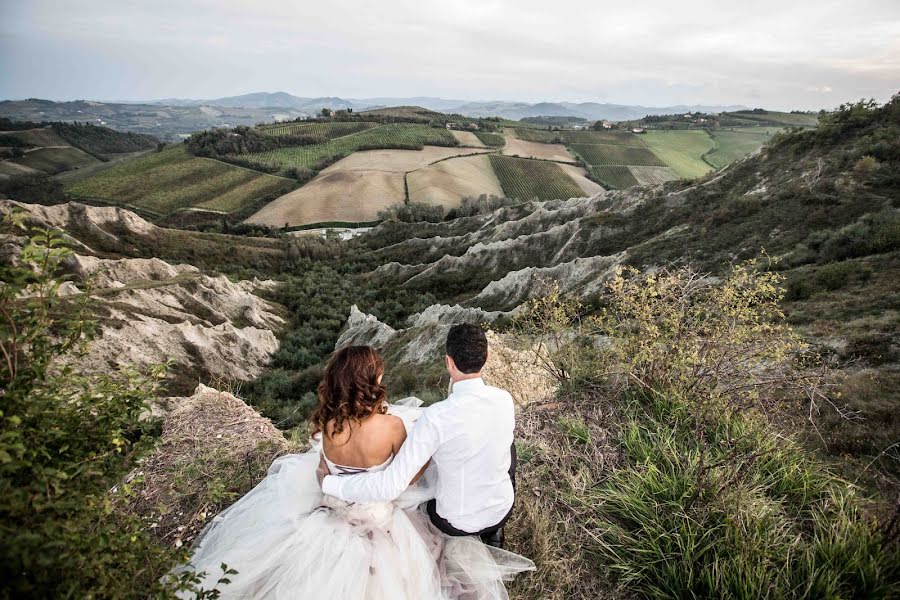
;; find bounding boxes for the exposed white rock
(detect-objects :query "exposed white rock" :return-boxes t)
[336,305,397,348]
[473,252,626,309]
[0,200,157,254]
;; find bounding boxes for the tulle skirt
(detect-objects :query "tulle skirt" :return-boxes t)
[173,430,534,598]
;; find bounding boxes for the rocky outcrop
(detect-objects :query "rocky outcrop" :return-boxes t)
[473,252,626,308]
[119,384,295,547]
[62,254,284,392]
[0,199,157,254]
[2,202,286,395]
[336,305,398,348]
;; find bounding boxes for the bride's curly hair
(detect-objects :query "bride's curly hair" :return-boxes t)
[310,345,388,440]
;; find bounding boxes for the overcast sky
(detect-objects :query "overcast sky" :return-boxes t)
[2,0,898,110]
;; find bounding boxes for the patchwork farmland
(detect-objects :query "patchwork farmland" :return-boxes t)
[57,106,794,229]
[237,124,458,171]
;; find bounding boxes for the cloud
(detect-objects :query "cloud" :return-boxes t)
[1,0,898,109]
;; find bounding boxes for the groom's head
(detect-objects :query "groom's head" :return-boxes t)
[445,323,488,381]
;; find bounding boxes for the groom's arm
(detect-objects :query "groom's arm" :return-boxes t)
[321,412,441,503]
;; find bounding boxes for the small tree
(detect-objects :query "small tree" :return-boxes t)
[0,213,220,597]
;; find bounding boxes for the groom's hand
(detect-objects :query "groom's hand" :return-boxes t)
[315,452,328,490]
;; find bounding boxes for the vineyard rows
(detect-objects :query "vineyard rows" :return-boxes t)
[489,155,583,201]
[627,165,679,186]
[474,131,505,147]
[589,165,639,189]
[260,121,378,139]
[570,144,667,167]
[66,145,294,215]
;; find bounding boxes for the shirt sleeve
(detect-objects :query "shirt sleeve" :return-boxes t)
[321,409,442,503]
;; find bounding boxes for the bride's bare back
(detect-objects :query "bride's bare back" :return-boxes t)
[322,412,407,469]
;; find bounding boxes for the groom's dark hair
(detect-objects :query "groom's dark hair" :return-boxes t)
[446,323,488,374]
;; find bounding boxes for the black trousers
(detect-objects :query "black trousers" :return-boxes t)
[426,443,517,541]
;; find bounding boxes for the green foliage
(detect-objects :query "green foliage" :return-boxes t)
[378,202,445,223]
[186,125,325,158]
[450,194,521,218]
[816,261,854,290]
[0,216,210,597]
[585,393,899,599]
[50,122,158,156]
[512,263,899,599]
[0,173,67,204]
[489,155,584,201]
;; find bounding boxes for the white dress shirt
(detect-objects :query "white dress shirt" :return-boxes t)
[321,377,515,533]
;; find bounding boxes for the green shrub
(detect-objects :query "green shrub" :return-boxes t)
[817,261,855,290]
[378,202,445,223]
[0,215,217,597]
[510,262,899,599]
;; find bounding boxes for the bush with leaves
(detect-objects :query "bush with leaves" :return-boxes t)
[508,261,900,600]
[0,214,222,597]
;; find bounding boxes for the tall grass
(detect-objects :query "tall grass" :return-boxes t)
[583,391,898,599]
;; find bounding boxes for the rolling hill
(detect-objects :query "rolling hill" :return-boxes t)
[53,104,808,229]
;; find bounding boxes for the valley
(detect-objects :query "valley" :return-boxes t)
[3,97,897,599]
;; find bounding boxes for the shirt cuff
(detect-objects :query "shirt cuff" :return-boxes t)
[321,474,342,497]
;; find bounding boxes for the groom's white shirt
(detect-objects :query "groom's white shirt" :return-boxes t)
[321,377,515,533]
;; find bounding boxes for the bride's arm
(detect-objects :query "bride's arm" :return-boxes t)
[321,412,440,503]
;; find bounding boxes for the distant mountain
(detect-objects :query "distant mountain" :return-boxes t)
[143,92,746,121]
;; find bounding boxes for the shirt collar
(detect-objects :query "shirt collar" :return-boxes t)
[451,377,485,394]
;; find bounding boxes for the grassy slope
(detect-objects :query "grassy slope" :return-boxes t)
[641,129,716,178]
[705,127,782,169]
[66,145,295,216]
[13,147,100,174]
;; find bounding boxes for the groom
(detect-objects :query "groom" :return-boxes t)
[319,323,516,548]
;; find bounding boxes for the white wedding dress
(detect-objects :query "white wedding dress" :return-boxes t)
[174,400,535,599]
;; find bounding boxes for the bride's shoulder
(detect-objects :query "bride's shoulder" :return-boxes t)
[369,412,406,435]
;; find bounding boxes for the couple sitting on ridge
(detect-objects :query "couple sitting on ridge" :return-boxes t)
[177,323,534,599]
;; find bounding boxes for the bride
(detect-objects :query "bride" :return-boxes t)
[174,345,534,599]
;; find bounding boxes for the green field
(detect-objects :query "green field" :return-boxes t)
[260,121,378,139]
[13,147,100,174]
[489,155,584,201]
[239,124,458,171]
[474,131,505,147]
[66,145,295,216]
[705,128,781,169]
[641,130,716,179]
[570,143,666,167]
[589,165,639,189]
